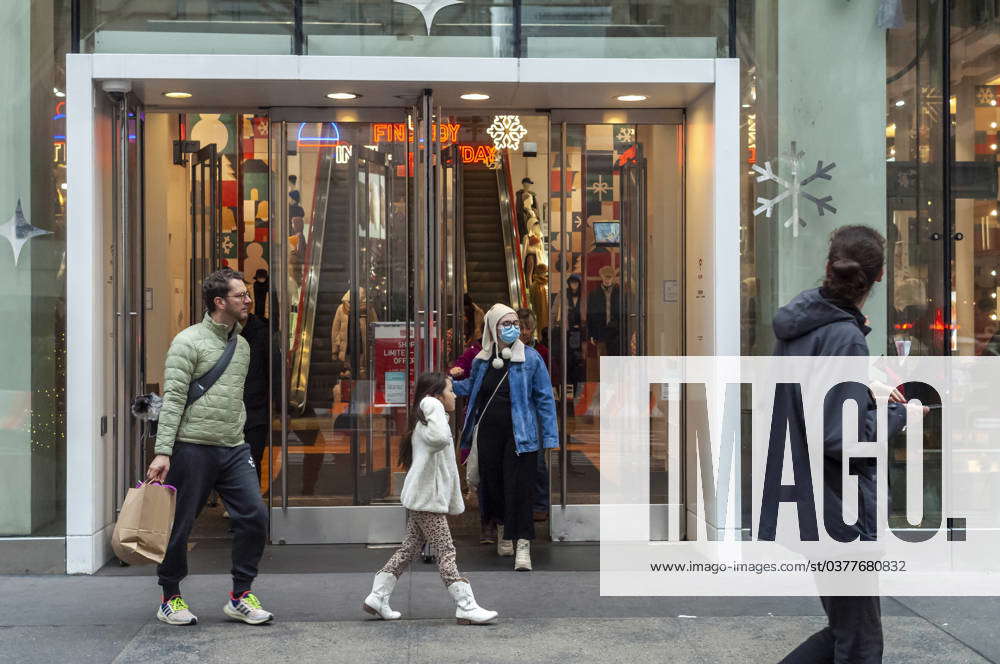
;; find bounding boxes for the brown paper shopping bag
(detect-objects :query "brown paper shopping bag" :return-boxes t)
[111,481,177,565]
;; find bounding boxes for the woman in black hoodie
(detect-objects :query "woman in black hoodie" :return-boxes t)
[773,225,910,664]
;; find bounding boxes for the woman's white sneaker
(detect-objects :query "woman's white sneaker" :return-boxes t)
[223,591,274,625]
[514,540,532,571]
[157,595,198,626]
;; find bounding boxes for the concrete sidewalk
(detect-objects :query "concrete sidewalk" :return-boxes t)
[1,570,996,663]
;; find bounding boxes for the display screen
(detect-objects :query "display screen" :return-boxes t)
[593,221,621,246]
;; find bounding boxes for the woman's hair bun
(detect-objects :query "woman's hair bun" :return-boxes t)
[823,226,886,304]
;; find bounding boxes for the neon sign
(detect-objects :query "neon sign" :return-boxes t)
[336,144,353,164]
[297,122,342,146]
[458,144,497,166]
[371,122,461,144]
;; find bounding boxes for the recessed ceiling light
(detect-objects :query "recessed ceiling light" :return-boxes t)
[460,93,490,101]
[163,91,192,99]
[326,92,360,100]
[616,94,648,102]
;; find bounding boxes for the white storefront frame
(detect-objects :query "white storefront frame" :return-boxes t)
[65,54,739,573]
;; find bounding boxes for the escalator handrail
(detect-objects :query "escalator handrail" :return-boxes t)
[288,137,338,413]
[496,150,528,308]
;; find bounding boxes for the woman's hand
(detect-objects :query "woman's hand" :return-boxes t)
[449,366,465,378]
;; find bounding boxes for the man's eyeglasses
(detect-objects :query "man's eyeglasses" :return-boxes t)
[227,291,252,301]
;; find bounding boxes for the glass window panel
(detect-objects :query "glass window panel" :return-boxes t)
[522,0,727,58]
[80,0,295,54]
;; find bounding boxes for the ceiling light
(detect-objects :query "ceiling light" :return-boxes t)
[53,87,65,98]
[895,99,906,107]
[460,93,490,101]
[326,92,360,100]
[163,91,192,99]
[992,122,998,129]
[742,103,751,108]
[616,94,648,102]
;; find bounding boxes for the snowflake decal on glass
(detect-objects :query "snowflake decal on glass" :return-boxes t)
[487,115,528,151]
[587,174,611,200]
[616,127,635,144]
[920,85,943,124]
[752,141,837,238]
[0,198,51,266]
[976,86,997,107]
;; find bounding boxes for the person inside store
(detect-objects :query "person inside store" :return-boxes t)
[363,372,497,625]
[771,225,924,664]
[587,265,622,356]
[449,303,559,571]
[146,268,273,627]
[240,293,270,486]
[516,308,552,523]
[251,269,269,318]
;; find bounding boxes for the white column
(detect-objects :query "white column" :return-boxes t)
[66,54,112,573]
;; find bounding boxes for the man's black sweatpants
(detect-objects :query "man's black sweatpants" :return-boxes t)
[778,595,883,664]
[157,441,267,598]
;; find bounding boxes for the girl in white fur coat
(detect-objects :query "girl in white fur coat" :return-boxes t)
[363,372,497,625]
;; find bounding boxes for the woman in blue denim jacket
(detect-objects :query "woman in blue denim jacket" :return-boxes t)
[451,303,558,571]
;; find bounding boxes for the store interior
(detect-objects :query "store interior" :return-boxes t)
[138,108,684,547]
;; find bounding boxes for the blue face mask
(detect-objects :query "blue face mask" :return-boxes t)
[499,324,520,344]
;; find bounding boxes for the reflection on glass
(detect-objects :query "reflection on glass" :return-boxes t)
[81,0,295,54]
[521,0,728,58]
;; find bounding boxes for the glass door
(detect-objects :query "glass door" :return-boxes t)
[548,116,684,540]
[111,93,146,511]
[269,110,424,543]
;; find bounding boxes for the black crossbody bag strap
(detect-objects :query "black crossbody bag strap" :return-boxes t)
[186,334,238,407]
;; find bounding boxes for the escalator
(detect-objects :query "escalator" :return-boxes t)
[304,168,351,413]
[460,153,527,312]
[288,140,350,416]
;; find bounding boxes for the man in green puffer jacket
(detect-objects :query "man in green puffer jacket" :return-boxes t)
[145,268,274,627]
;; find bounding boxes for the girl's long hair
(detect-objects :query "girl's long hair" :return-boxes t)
[397,372,450,470]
